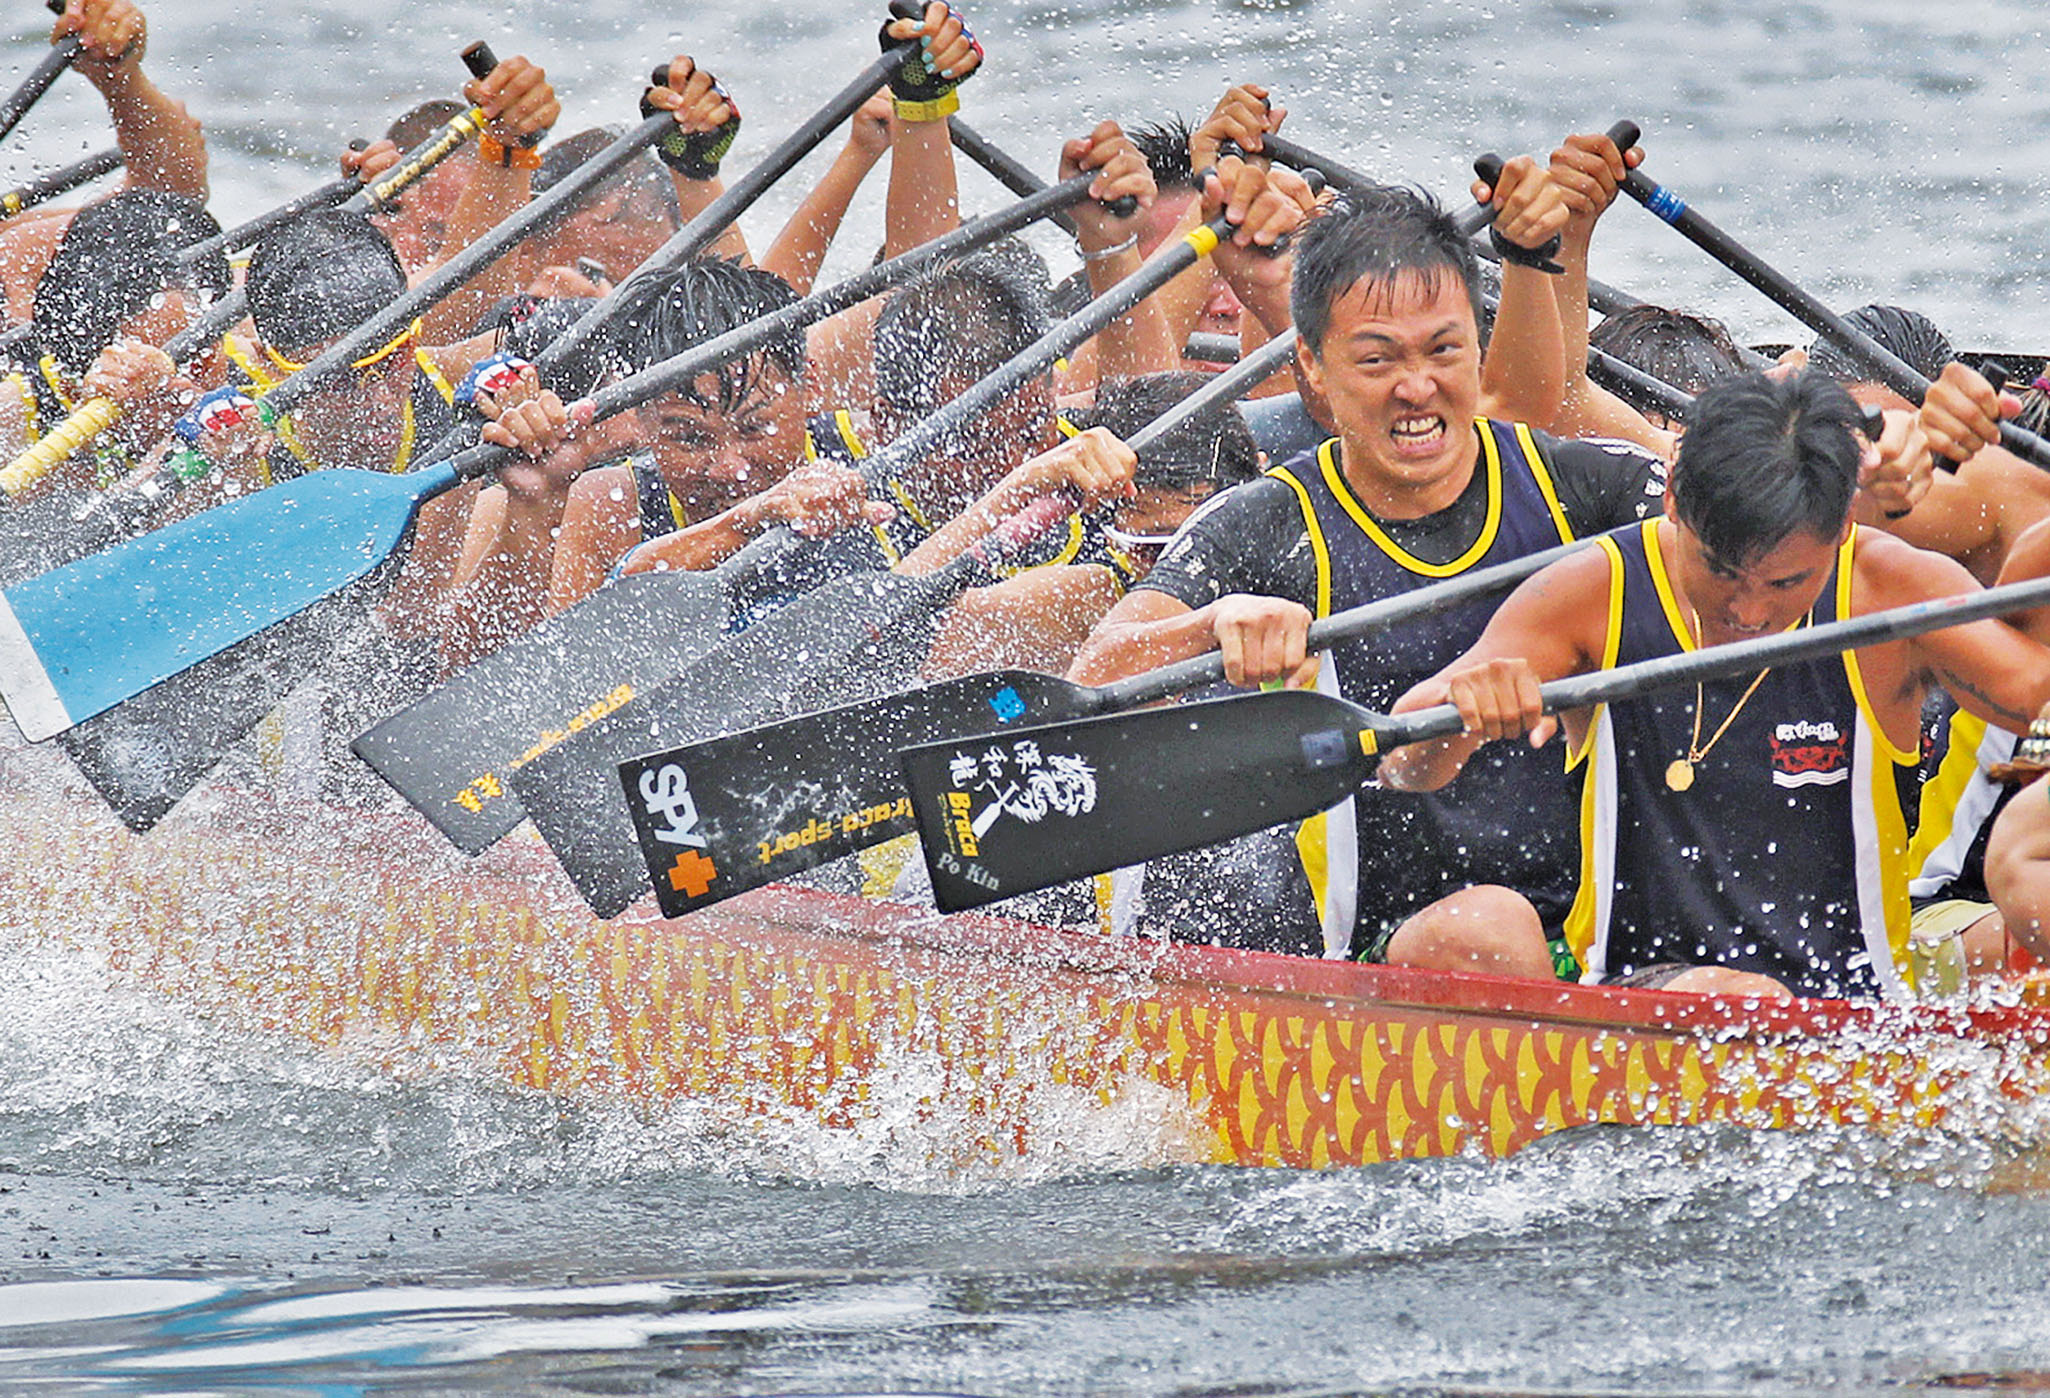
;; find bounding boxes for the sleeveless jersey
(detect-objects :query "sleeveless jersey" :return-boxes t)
[633,409,865,540]
[1909,697,2017,905]
[223,337,457,481]
[1563,520,1920,998]
[1269,420,1581,956]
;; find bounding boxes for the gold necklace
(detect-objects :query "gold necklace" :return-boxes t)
[1666,607,1773,793]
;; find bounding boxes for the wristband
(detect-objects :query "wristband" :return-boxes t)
[891,90,959,123]
[477,132,544,169]
[878,6,979,111]
[455,350,535,408]
[166,445,218,483]
[172,385,259,445]
[1079,232,1137,263]
[1489,224,1565,275]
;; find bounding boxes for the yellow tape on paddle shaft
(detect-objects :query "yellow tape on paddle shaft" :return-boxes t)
[0,395,116,501]
[360,105,490,213]
[1184,224,1221,258]
[0,107,490,490]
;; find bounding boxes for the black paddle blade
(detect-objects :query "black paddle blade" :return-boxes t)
[617,669,1093,918]
[349,574,726,854]
[513,568,961,917]
[54,567,392,830]
[900,688,1378,912]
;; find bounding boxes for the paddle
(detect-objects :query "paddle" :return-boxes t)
[39,39,935,828]
[1614,150,2050,469]
[0,2,77,147]
[346,174,1119,854]
[948,116,1081,238]
[0,43,503,505]
[899,566,2050,911]
[536,334,1302,920]
[0,145,118,219]
[499,183,1312,914]
[1262,127,1646,319]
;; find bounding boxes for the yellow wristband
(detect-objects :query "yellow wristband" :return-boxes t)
[891,90,960,124]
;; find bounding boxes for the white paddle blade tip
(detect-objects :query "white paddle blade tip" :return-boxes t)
[0,591,70,741]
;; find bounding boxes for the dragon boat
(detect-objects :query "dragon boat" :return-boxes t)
[4,743,2050,1170]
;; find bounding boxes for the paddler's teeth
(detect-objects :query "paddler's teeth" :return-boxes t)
[1391,415,1445,441]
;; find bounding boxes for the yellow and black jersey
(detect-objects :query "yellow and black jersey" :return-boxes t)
[1563,521,1919,999]
[223,337,458,481]
[1135,421,1668,957]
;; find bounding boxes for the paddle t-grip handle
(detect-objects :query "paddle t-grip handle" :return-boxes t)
[461,42,498,80]
[1607,120,1641,154]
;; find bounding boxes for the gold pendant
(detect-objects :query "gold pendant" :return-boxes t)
[1665,758,1696,792]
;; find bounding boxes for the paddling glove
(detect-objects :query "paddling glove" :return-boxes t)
[172,385,258,445]
[642,67,740,179]
[454,351,535,409]
[880,4,980,122]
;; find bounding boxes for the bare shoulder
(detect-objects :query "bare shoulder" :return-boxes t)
[564,462,634,516]
[1850,524,1978,612]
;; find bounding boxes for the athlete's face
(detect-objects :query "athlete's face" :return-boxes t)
[273,335,419,468]
[1140,188,1241,365]
[637,363,807,525]
[1665,501,1848,647]
[1107,480,1218,579]
[1299,270,1481,504]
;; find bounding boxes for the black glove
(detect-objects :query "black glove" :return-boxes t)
[877,3,979,120]
[641,64,740,179]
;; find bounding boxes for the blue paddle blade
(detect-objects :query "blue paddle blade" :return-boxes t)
[0,462,446,741]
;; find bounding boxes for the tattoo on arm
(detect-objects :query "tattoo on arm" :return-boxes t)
[1937,667,2035,728]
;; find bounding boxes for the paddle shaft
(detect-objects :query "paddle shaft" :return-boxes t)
[175,75,503,273]
[1264,130,1642,317]
[0,144,118,218]
[421,172,1110,500]
[1619,161,2050,469]
[154,72,498,371]
[949,117,1080,237]
[1365,569,2050,754]
[707,208,1255,596]
[0,4,76,146]
[533,46,916,381]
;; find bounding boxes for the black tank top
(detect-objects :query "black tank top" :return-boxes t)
[1269,420,1582,952]
[1563,519,1919,998]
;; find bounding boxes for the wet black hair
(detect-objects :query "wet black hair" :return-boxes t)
[1288,184,1481,357]
[1806,303,1954,385]
[1672,369,1860,565]
[31,190,231,376]
[1128,117,1196,192]
[873,237,1053,418]
[1589,304,1747,414]
[385,99,467,150]
[1074,372,1260,490]
[535,126,682,230]
[604,257,805,413]
[245,209,409,357]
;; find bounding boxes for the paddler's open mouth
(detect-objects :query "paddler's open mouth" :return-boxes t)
[1390,413,1447,455]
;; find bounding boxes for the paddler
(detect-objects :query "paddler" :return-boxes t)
[0,0,210,320]
[1379,366,2050,1000]
[1067,173,1673,966]
[0,189,231,495]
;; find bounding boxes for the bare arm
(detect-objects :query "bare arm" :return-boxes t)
[59,0,208,201]
[760,89,891,294]
[925,565,1125,678]
[420,55,560,342]
[1469,155,1570,429]
[648,57,751,264]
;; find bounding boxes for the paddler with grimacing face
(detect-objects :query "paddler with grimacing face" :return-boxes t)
[1069,164,1679,970]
